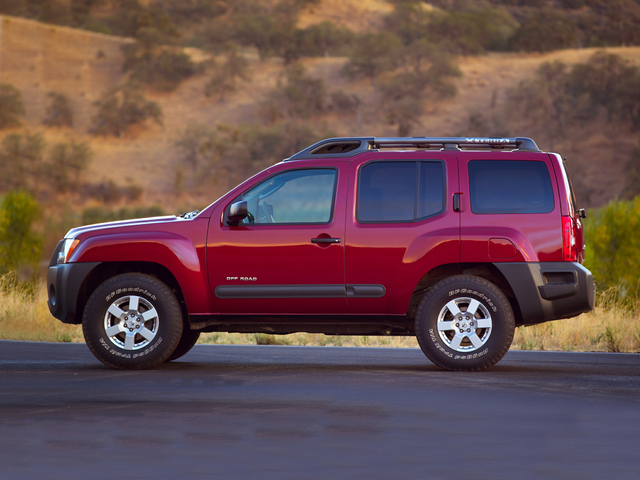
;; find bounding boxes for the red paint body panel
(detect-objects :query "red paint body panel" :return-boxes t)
[60,142,586,321]
[458,151,564,263]
[71,217,215,314]
[206,160,350,314]
[344,151,460,315]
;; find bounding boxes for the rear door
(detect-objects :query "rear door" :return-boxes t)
[344,151,460,315]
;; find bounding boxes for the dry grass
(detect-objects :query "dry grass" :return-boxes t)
[0,275,83,343]
[2,277,638,353]
[512,289,640,353]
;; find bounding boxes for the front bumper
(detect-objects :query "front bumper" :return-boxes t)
[494,262,595,326]
[47,262,101,324]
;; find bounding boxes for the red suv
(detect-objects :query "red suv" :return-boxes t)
[47,137,595,371]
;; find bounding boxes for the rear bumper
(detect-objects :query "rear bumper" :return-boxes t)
[47,262,101,324]
[494,262,595,326]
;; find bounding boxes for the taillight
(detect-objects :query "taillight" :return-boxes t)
[562,216,577,262]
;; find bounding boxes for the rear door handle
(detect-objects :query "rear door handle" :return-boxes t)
[311,238,341,244]
[453,193,461,212]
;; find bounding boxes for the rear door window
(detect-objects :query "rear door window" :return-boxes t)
[468,160,554,214]
[357,161,445,223]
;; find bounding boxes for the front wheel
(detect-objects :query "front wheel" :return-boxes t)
[166,329,200,362]
[415,275,515,371]
[82,273,183,370]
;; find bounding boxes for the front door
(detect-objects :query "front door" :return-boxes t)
[207,161,349,314]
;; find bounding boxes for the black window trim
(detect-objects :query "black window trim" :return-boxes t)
[356,159,447,225]
[468,159,555,215]
[224,167,339,226]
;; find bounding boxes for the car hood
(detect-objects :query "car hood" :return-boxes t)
[64,215,182,239]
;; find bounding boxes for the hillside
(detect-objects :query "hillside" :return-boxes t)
[1,8,640,219]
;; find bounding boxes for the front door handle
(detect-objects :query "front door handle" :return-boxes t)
[311,237,341,244]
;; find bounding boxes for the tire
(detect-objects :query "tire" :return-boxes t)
[166,329,200,362]
[415,275,515,372]
[82,273,183,370]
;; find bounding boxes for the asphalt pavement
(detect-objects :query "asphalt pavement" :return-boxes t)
[1,340,639,480]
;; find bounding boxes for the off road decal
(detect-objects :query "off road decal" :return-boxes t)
[448,289,497,312]
[454,348,489,360]
[133,338,163,359]
[429,329,489,359]
[105,287,157,302]
[99,336,163,359]
[428,329,453,357]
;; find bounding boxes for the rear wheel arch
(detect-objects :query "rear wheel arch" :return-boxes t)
[407,263,523,324]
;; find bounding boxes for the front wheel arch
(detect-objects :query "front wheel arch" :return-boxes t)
[82,273,183,369]
[75,261,187,325]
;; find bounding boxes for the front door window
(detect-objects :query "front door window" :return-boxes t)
[241,169,337,224]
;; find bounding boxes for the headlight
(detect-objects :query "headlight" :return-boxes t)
[57,239,80,264]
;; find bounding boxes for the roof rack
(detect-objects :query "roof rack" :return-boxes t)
[285,136,540,161]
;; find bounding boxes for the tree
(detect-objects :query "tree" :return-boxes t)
[376,40,461,136]
[174,124,216,172]
[298,21,354,57]
[584,197,640,300]
[43,92,73,127]
[383,1,432,46]
[48,141,93,191]
[123,41,199,92]
[330,91,363,130]
[0,84,26,130]
[622,143,640,200]
[260,64,326,123]
[508,9,579,52]
[568,52,640,128]
[426,9,517,54]
[91,83,163,137]
[0,191,43,278]
[507,61,571,148]
[204,45,251,102]
[0,132,46,192]
[342,33,402,83]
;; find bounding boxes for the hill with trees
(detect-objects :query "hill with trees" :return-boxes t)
[1,0,640,263]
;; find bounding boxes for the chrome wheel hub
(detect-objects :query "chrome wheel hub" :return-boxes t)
[436,297,492,352]
[103,295,159,351]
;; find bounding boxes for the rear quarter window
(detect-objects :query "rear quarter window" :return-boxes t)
[468,160,554,214]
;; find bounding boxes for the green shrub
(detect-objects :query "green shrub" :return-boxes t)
[43,92,73,127]
[342,32,402,82]
[508,9,579,52]
[0,132,46,192]
[91,84,163,137]
[584,197,640,301]
[260,64,326,123]
[204,45,251,102]
[48,141,93,192]
[0,191,43,278]
[124,48,200,92]
[0,84,26,130]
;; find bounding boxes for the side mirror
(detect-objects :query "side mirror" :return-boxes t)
[578,208,586,219]
[228,200,248,224]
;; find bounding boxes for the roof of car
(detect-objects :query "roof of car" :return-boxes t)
[285,136,541,161]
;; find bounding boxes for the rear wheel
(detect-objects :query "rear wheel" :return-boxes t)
[82,273,183,370]
[415,275,515,371]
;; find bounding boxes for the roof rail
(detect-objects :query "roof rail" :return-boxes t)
[285,136,540,161]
